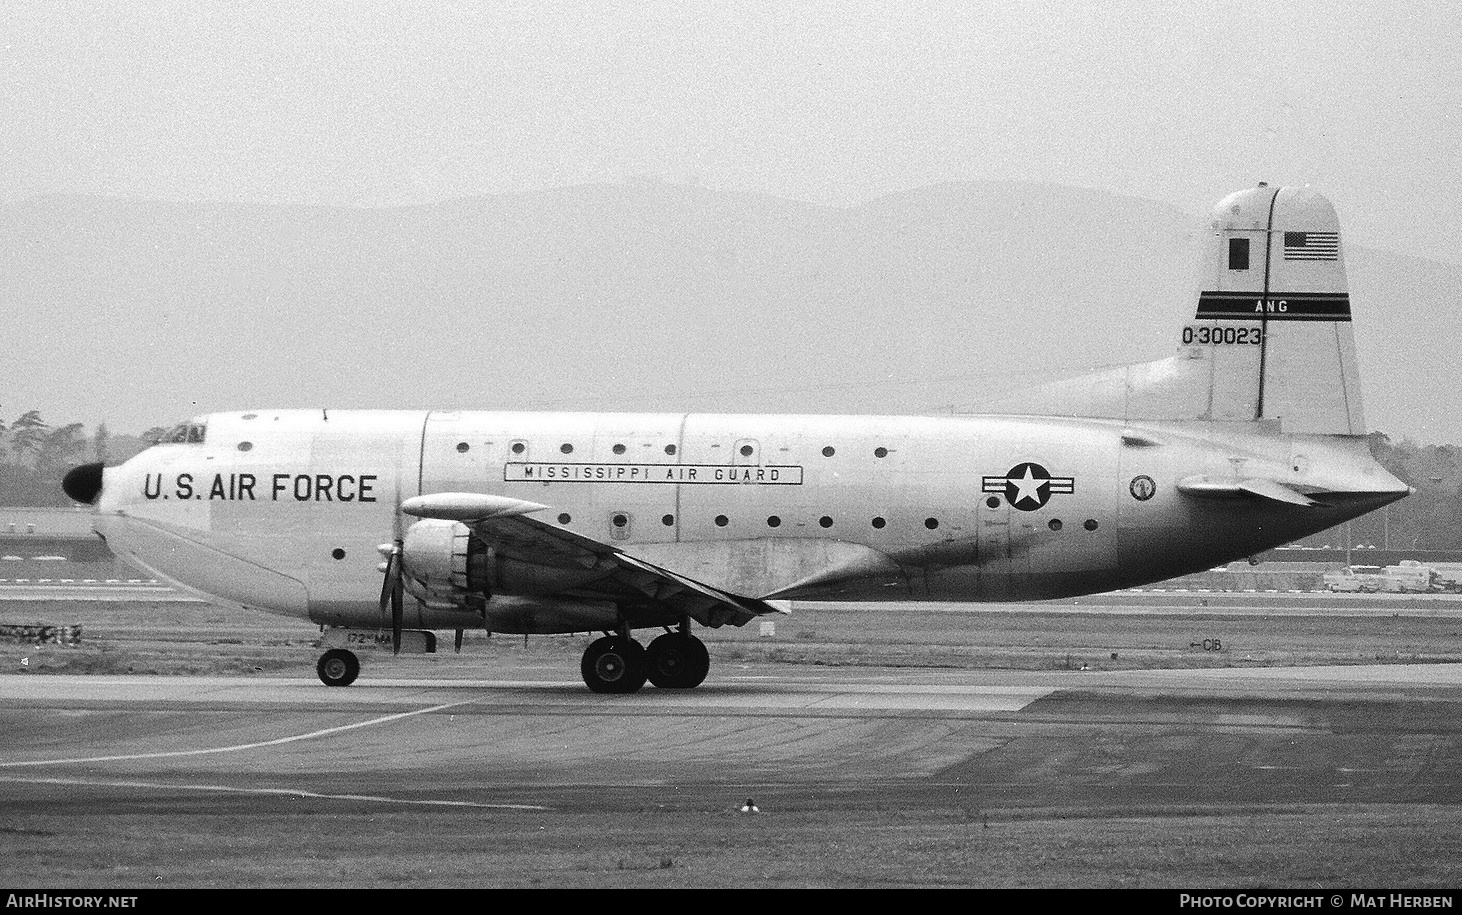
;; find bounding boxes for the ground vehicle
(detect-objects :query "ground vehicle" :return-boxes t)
[1380,560,1438,593]
[1323,567,1381,593]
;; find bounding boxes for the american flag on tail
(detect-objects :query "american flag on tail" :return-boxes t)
[1283,231,1339,261]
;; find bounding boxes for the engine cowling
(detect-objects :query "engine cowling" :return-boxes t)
[400,519,612,610]
[401,519,478,610]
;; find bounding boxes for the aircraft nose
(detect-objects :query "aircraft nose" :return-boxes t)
[62,462,105,505]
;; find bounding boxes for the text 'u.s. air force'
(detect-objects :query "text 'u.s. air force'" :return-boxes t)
[143,472,378,501]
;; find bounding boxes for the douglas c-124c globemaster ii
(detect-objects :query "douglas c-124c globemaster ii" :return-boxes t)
[63,184,1410,693]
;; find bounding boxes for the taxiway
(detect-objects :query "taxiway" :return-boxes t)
[4,662,1462,811]
[4,592,1462,886]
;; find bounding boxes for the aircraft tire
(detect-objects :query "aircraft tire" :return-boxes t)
[581,636,648,694]
[317,649,360,687]
[646,633,710,689]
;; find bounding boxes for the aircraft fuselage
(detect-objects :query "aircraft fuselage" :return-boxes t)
[93,408,1406,634]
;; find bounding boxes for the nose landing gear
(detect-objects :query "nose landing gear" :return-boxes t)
[317,648,361,687]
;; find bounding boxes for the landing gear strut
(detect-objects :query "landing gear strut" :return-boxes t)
[317,648,360,687]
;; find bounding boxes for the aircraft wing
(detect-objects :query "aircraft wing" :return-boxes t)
[401,493,783,628]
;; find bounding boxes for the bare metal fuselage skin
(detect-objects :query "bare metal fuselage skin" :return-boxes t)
[94,408,1406,634]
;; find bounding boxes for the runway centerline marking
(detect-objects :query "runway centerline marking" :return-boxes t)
[0,775,547,810]
[0,700,476,768]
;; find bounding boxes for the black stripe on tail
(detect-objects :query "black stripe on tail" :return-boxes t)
[1195,291,1351,322]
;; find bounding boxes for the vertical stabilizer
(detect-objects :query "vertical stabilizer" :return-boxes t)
[1193,184,1363,433]
[971,184,1367,435]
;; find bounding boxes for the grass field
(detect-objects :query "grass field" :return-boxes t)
[4,802,1461,888]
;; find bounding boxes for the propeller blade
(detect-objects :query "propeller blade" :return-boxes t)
[378,550,394,616]
[377,539,404,654]
[390,485,405,655]
[391,547,404,655]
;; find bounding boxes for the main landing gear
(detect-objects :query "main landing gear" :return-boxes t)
[580,629,710,694]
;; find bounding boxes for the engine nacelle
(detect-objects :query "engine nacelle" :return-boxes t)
[481,595,620,633]
[401,519,479,610]
[401,518,612,611]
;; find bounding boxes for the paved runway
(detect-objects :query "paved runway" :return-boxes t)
[3,663,1461,814]
[5,656,1462,887]
[5,580,1462,885]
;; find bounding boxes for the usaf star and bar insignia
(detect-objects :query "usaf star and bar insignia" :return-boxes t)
[982,462,1075,511]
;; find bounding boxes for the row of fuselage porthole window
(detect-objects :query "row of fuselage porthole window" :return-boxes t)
[238,442,882,458]
[555,511,1101,533]
[323,514,1099,555]
[447,441,1100,529]
[455,442,888,458]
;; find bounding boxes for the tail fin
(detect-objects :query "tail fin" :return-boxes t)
[1193,184,1363,433]
[976,184,1367,435]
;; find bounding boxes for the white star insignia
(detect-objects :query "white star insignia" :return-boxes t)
[1007,466,1047,506]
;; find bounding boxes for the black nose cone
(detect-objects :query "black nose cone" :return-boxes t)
[63,462,105,505]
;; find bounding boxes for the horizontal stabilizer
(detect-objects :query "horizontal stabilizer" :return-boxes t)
[1176,475,1319,507]
[401,492,548,520]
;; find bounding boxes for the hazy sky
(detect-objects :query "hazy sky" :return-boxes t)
[3,1,1459,263]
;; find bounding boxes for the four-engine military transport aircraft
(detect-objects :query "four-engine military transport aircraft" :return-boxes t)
[62,184,1410,693]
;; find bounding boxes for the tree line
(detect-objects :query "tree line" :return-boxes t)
[2,409,1459,552]
[1317,433,1462,554]
[0,409,163,507]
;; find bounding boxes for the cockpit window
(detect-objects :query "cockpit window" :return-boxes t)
[157,422,207,445]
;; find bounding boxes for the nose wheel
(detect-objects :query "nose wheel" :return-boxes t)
[580,637,648,694]
[317,648,360,687]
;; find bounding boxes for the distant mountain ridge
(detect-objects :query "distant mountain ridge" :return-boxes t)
[2,180,1453,442]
